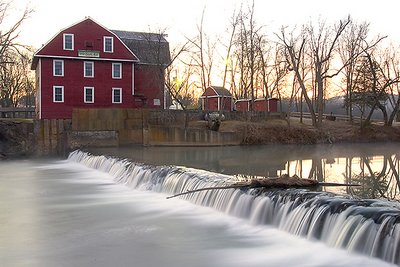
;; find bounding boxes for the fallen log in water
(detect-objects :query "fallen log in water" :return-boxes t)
[166,174,360,199]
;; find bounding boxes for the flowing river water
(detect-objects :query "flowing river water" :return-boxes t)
[1,143,400,266]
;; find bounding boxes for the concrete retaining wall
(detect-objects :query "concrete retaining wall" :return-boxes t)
[33,109,283,154]
[68,131,119,149]
[69,108,246,147]
[145,126,241,146]
[72,108,144,145]
[35,119,71,156]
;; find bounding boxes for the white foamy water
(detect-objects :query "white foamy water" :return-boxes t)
[0,157,396,267]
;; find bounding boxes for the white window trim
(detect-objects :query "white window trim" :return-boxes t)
[53,59,64,77]
[112,87,122,104]
[63,33,74,51]
[104,36,114,53]
[112,63,122,79]
[53,86,64,103]
[84,86,94,103]
[132,63,135,95]
[84,61,94,78]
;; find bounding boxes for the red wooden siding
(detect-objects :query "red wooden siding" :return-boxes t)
[267,98,278,112]
[39,58,134,119]
[134,65,164,108]
[254,99,267,112]
[220,97,232,111]
[33,18,168,119]
[201,97,233,111]
[235,100,250,111]
[36,18,137,61]
[235,98,279,112]
[200,87,233,111]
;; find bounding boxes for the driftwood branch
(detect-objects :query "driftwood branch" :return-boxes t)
[166,175,360,199]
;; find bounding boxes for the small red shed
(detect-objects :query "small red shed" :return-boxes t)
[254,98,279,112]
[200,86,233,111]
[234,98,279,112]
[234,99,250,111]
[267,98,279,112]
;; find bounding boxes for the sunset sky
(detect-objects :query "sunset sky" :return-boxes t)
[11,0,400,49]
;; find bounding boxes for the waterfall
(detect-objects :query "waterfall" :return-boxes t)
[68,150,400,265]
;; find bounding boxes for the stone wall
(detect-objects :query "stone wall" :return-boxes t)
[35,119,71,156]
[2,109,281,158]
[31,109,283,155]
[71,108,243,147]
[145,126,241,146]
[72,108,144,145]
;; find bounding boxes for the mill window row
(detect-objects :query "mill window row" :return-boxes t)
[53,60,122,79]
[52,85,122,104]
[63,33,114,53]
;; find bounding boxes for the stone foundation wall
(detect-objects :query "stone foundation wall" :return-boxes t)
[31,109,284,156]
[35,119,71,156]
[145,126,241,146]
[69,108,245,147]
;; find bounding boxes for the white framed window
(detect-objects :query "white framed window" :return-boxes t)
[84,87,94,103]
[112,63,122,79]
[104,36,114,53]
[53,86,64,103]
[63,33,74,50]
[84,61,94,78]
[153,99,161,106]
[112,87,122,103]
[53,59,64,76]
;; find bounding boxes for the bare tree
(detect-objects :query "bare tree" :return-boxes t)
[307,17,351,125]
[381,45,400,126]
[231,1,265,108]
[222,9,240,89]
[0,1,33,64]
[338,20,370,120]
[0,1,33,107]
[278,26,318,126]
[0,49,34,107]
[350,48,399,127]
[185,8,209,91]
[165,57,197,110]
[278,18,352,127]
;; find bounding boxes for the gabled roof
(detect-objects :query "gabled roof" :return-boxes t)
[112,30,171,66]
[200,86,232,98]
[31,18,173,69]
[211,86,232,97]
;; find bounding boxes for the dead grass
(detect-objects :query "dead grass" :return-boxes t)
[188,118,400,145]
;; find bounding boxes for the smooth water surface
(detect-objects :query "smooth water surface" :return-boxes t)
[0,158,396,267]
[88,142,400,200]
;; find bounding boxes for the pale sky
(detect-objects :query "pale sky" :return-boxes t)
[10,0,400,50]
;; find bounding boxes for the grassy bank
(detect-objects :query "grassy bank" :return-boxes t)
[189,118,400,145]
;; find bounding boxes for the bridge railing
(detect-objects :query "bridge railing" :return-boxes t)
[290,112,362,122]
[0,107,35,119]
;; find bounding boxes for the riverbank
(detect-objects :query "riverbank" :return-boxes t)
[190,118,400,145]
[0,120,34,159]
[1,118,400,159]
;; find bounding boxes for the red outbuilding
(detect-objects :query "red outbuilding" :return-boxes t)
[254,98,279,112]
[31,17,170,119]
[234,99,251,112]
[234,98,279,112]
[200,86,233,112]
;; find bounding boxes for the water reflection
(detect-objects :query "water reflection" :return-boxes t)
[87,143,400,200]
[286,153,400,200]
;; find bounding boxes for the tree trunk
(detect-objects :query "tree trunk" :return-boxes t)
[387,98,400,126]
[166,174,360,199]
